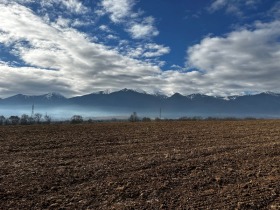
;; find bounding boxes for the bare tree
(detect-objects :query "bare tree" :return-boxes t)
[44,114,51,124]
[0,115,5,125]
[9,116,20,125]
[142,117,151,122]
[71,115,83,124]
[28,116,35,125]
[129,112,139,122]
[20,114,29,125]
[34,113,42,124]
[155,117,161,122]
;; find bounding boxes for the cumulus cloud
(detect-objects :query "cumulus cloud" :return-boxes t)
[2,0,89,14]
[99,0,159,40]
[186,20,280,95]
[0,2,164,97]
[208,0,260,16]
[99,24,112,32]
[0,0,35,4]
[106,34,118,40]
[40,0,89,14]
[0,63,73,96]
[127,17,159,39]
[100,0,134,23]
[119,43,170,59]
[1,1,280,98]
[209,0,227,12]
[60,0,88,14]
[55,16,71,28]
[143,44,170,58]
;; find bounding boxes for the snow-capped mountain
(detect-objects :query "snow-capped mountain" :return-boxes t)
[44,92,65,100]
[1,92,67,105]
[93,89,112,95]
[186,93,206,100]
[1,90,280,118]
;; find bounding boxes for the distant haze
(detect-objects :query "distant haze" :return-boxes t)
[1,89,280,120]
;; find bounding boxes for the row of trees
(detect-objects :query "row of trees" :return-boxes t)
[128,112,162,122]
[0,114,85,125]
[0,114,84,125]
[70,113,145,124]
[0,113,51,125]
[0,112,157,125]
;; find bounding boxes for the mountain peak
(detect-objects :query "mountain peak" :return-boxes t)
[170,93,184,98]
[152,91,168,98]
[119,88,147,94]
[261,91,279,96]
[186,93,205,100]
[6,94,29,99]
[44,92,65,100]
[120,88,131,92]
[94,89,112,94]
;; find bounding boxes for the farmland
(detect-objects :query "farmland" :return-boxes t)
[0,121,279,209]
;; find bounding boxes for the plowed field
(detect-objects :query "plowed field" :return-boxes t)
[0,121,279,209]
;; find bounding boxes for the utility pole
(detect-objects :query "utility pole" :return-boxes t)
[159,107,162,119]
[31,103,34,117]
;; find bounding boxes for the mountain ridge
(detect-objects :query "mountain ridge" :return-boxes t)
[1,89,280,118]
[2,89,280,100]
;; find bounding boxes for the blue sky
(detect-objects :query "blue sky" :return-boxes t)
[0,0,280,97]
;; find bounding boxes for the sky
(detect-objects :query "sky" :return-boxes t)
[0,0,280,98]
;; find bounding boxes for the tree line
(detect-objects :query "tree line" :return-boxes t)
[0,113,51,125]
[0,112,154,125]
[1,111,255,126]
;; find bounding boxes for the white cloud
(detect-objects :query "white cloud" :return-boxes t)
[3,0,89,14]
[106,34,118,40]
[1,1,280,98]
[209,0,226,12]
[60,0,88,14]
[55,16,71,28]
[186,20,280,95]
[40,0,88,14]
[0,0,35,4]
[0,2,164,97]
[127,17,159,39]
[208,0,260,16]
[120,43,170,59]
[71,18,93,27]
[143,43,170,57]
[99,25,112,32]
[99,0,159,40]
[0,63,73,96]
[100,0,134,23]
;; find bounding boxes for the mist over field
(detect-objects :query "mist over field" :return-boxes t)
[1,90,280,120]
[1,105,280,121]
[0,104,163,120]
[0,105,125,120]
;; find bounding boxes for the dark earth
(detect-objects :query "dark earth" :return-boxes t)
[0,121,279,209]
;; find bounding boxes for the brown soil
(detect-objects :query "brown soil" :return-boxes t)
[0,121,279,209]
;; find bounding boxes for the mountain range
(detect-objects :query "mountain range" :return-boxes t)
[1,89,280,119]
